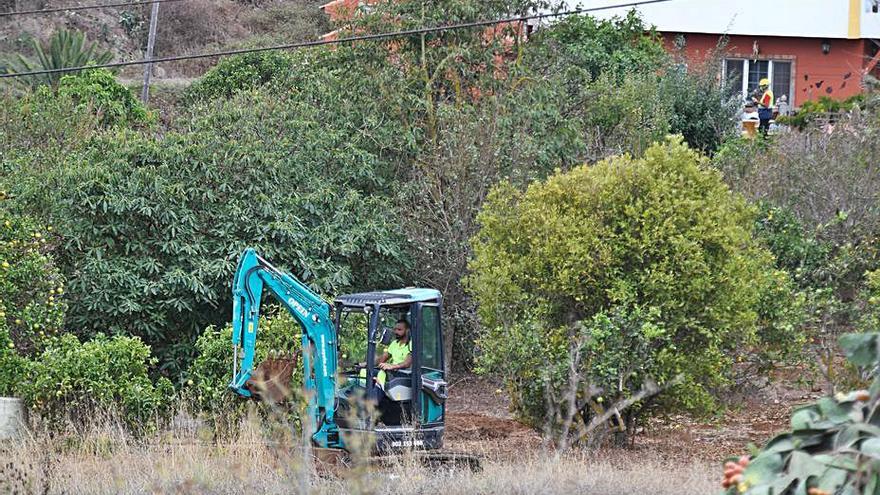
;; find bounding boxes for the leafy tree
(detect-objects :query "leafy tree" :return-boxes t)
[525,11,666,88]
[2,48,416,378]
[3,29,113,89]
[659,54,740,154]
[469,138,800,427]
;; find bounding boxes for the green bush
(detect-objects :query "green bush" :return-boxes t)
[0,209,65,357]
[469,138,800,426]
[753,203,832,288]
[184,51,295,101]
[659,58,739,155]
[778,94,866,130]
[56,69,150,127]
[0,328,28,397]
[526,11,666,88]
[20,333,173,431]
[185,309,302,418]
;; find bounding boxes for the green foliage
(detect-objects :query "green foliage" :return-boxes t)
[185,309,302,418]
[525,13,734,155]
[20,333,173,431]
[3,29,113,89]
[722,332,880,495]
[0,328,29,397]
[778,94,866,130]
[860,270,880,333]
[2,51,414,377]
[659,58,740,154]
[184,51,295,101]
[579,71,671,158]
[56,69,150,127]
[714,111,880,378]
[0,209,65,357]
[754,203,832,288]
[469,138,800,425]
[527,11,666,88]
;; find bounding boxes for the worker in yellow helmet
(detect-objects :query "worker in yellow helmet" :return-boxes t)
[753,78,774,135]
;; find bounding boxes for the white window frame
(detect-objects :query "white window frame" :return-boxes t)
[723,58,795,107]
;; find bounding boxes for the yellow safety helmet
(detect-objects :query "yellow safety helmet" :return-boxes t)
[759,78,770,87]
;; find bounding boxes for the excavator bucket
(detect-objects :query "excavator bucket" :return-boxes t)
[245,353,298,404]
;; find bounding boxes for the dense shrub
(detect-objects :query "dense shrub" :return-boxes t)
[526,11,667,89]
[4,125,409,378]
[659,57,739,154]
[20,333,173,430]
[0,328,28,397]
[0,209,65,356]
[184,51,296,101]
[56,69,150,127]
[469,138,799,425]
[753,203,832,288]
[185,309,302,418]
[2,46,416,377]
[713,110,880,368]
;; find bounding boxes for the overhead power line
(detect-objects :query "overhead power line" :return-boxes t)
[0,0,675,79]
[0,0,187,17]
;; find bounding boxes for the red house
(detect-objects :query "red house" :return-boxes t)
[587,0,880,107]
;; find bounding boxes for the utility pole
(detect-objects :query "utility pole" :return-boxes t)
[140,0,160,103]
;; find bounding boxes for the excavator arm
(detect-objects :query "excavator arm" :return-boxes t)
[228,248,341,448]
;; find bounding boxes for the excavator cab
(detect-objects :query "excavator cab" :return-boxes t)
[333,290,448,451]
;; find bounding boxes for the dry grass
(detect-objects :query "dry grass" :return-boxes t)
[0,412,717,495]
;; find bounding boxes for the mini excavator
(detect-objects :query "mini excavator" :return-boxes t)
[227,248,466,460]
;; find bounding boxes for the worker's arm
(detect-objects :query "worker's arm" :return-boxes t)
[376,351,390,365]
[378,353,412,371]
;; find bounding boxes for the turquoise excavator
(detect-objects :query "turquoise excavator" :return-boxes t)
[227,248,453,454]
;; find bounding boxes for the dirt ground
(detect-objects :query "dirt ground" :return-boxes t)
[442,369,824,464]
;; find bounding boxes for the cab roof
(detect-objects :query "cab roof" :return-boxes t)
[335,288,441,307]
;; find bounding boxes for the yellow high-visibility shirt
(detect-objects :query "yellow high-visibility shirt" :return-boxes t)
[359,339,412,387]
[386,339,412,366]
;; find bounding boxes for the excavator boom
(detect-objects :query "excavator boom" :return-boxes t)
[228,248,341,448]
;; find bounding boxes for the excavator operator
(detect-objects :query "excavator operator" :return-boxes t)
[377,319,412,372]
[361,318,412,403]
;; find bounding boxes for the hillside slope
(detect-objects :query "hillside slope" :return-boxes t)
[0,0,329,78]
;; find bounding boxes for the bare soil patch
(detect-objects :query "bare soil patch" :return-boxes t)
[443,368,823,464]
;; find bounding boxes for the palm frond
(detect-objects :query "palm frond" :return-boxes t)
[3,29,115,90]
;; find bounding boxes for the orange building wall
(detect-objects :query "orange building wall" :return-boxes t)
[660,33,870,105]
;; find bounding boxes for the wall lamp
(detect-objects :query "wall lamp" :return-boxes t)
[821,40,832,55]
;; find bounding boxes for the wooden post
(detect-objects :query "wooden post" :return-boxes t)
[141,0,160,103]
